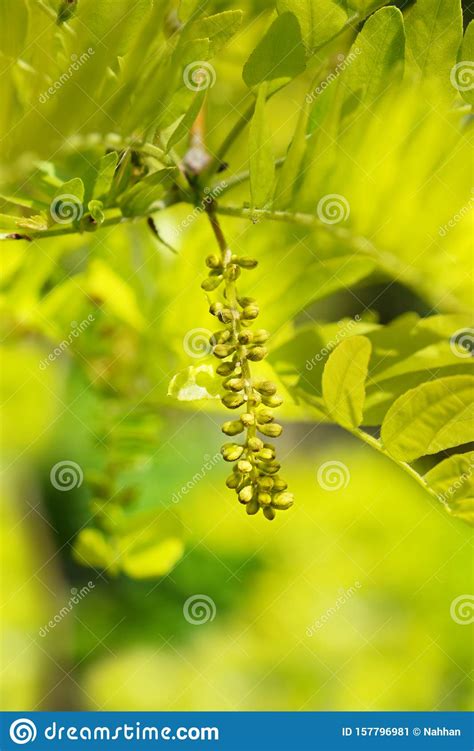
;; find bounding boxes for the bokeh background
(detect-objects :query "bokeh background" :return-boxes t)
[1,0,473,713]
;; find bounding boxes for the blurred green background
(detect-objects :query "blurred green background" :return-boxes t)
[1,0,473,714]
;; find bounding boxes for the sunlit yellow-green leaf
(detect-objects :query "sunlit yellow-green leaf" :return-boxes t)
[322,336,372,428]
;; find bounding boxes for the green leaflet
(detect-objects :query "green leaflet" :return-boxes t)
[381,375,474,462]
[276,0,347,52]
[0,0,28,58]
[92,152,118,201]
[425,451,474,505]
[117,168,174,217]
[322,336,372,428]
[458,21,474,106]
[184,10,243,55]
[242,12,306,87]
[274,96,310,210]
[404,0,463,92]
[166,91,206,151]
[74,512,184,578]
[341,6,405,108]
[249,85,275,209]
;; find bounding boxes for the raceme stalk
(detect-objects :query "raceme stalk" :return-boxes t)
[204,210,294,519]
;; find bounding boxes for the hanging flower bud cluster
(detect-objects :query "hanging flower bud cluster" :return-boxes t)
[202,243,294,520]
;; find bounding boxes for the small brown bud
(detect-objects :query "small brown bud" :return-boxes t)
[226,473,241,489]
[209,302,224,317]
[246,498,260,515]
[258,476,274,491]
[258,448,275,461]
[238,296,256,307]
[217,307,234,324]
[272,478,288,492]
[237,459,253,473]
[263,506,276,521]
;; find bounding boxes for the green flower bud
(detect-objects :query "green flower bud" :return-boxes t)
[272,491,294,510]
[238,296,256,308]
[247,346,267,361]
[258,423,283,438]
[237,459,253,474]
[213,343,235,359]
[206,254,222,269]
[235,256,258,269]
[263,506,276,521]
[257,492,272,506]
[252,329,270,343]
[258,447,275,461]
[201,275,223,291]
[257,408,274,424]
[255,380,277,395]
[221,443,244,461]
[272,478,288,491]
[238,330,253,344]
[217,308,234,324]
[246,498,260,515]
[239,485,254,503]
[225,264,241,281]
[224,377,245,392]
[247,436,264,452]
[209,302,224,317]
[222,393,246,409]
[258,476,274,491]
[216,362,236,376]
[212,329,231,344]
[226,473,241,489]
[242,305,259,320]
[240,413,255,427]
[258,462,281,475]
[222,420,244,436]
[262,394,283,407]
[247,391,262,406]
